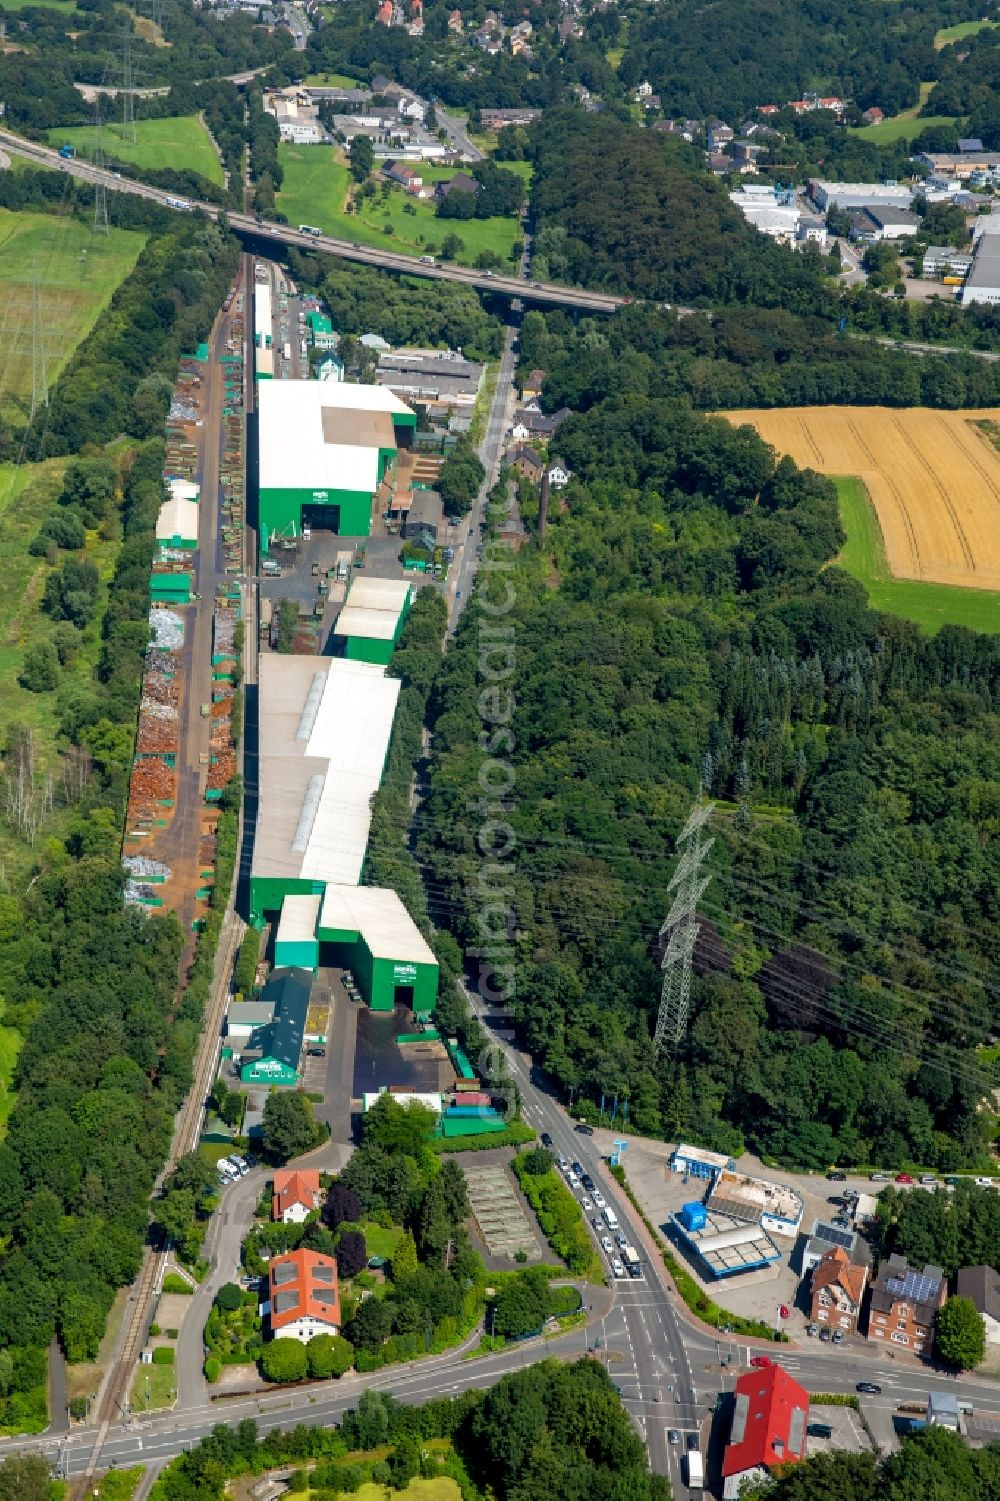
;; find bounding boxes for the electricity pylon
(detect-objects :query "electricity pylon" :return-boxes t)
[653,794,714,1054]
[93,103,109,236]
[121,22,136,143]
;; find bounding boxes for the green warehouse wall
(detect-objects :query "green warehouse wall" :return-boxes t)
[345,636,395,666]
[274,935,318,970]
[370,954,438,1013]
[241,1056,298,1086]
[259,486,374,551]
[250,875,326,928]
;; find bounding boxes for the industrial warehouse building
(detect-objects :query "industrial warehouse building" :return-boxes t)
[316,882,439,1013]
[673,1201,782,1277]
[333,576,413,665]
[239,967,311,1085]
[256,380,417,551]
[250,654,401,919]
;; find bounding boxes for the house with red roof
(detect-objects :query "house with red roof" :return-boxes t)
[271,1168,321,1224]
[722,1365,809,1499]
[267,1249,341,1342]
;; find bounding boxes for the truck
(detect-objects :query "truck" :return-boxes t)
[58,144,75,159]
[283,342,292,363]
[165,196,192,211]
[602,1206,620,1232]
[622,1245,642,1279]
[336,549,352,580]
[298,224,322,237]
[419,254,436,265]
[684,1452,703,1490]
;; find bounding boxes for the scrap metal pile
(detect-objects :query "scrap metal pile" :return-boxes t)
[206,591,240,797]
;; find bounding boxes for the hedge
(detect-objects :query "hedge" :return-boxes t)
[512,1157,603,1279]
[162,1273,194,1295]
[151,1346,175,1365]
[429,1120,535,1154]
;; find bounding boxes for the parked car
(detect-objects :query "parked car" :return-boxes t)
[827,1171,847,1182]
[668,1430,680,1446]
[870,1171,889,1182]
[686,1433,700,1452]
[919,1174,938,1185]
[557,1156,569,1171]
[896,1172,915,1184]
[819,1328,832,1342]
[571,1161,584,1177]
[750,1356,773,1369]
[615,1233,628,1248]
[566,1172,579,1188]
[832,1215,851,1229]
[857,1382,882,1395]
[591,1217,602,1232]
[581,1174,595,1192]
[843,1189,859,1201]
[832,1330,845,1342]
[975,1177,994,1188]
[806,1324,819,1337]
[582,1199,593,1212]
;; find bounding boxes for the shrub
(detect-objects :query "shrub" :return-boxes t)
[151,1346,174,1365]
[204,1357,222,1383]
[260,1337,308,1384]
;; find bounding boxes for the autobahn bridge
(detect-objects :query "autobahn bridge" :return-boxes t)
[0,130,625,314]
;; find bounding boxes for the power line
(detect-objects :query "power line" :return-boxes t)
[654,795,714,1054]
[92,102,109,236]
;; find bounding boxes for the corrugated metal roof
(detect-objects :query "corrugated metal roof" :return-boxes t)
[156,494,199,544]
[257,380,414,494]
[276,893,322,944]
[321,883,438,965]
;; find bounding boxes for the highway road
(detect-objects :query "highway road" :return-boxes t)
[0,131,623,314]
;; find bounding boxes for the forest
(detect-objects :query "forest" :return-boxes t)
[419,310,1000,1172]
[752,1428,1000,1499]
[617,0,976,120]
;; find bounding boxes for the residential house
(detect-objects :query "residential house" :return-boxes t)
[633,81,653,100]
[522,368,545,398]
[861,106,884,125]
[447,7,462,29]
[387,160,423,189]
[266,1249,341,1342]
[507,444,542,480]
[956,1265,1000,1344]
[558,16,582,41]
[436,172,480,201]
[547,460,572,488]
[272,1169,321,1224]
[375,1,392,24]
[958,137,986,153]
[707,121,734,151]
[810,1246,869,1334]
[722,1365,809,1499]
[316,350,344,383]
[396,92,425,120]
[866,1254,947,1355]
[480,107,542,130]
[708,152,734,175]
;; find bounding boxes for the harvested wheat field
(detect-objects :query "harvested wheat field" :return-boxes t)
[723,406,1000,591]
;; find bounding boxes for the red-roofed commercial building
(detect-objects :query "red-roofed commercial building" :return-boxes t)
[267,1250,341,1342]
[272,1169,321,1224]
[722,1365,809,1498]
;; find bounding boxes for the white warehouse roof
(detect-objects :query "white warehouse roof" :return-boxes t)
[335,576,412,642]
[320,882,437,965]
[254,279,272,340]
[156,493,199,544]
[257,380,415,496]
[276,892,322,944]
[168,478,200,502]
[252,655,401,887]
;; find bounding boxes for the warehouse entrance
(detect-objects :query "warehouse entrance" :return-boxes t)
[302,502,341,534]
[394,983,414,1009]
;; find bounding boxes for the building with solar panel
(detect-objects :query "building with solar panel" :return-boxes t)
[801,1217,871,1276]
[867,1254,947,1355]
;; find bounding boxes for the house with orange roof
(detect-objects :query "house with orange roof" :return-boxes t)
[267,1249,341,1342]
[272,1169,321,1224]
[810,1245,868,1334]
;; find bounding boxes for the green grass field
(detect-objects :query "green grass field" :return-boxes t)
[0,0,77,9]
[935,16,997,46]
[360,1221,404,1261]
[0,1024,23,1134]
[303,71,364,87]
[276,146,523,267]
[852,109,958,142]
[352,1481,460,1501]
[131,1361,176,1412]
[0,208,145,418]
[835,475,1000,634]
[49,115,224,185]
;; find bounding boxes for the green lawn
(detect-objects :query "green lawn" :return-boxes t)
[852,108,958,142]
[352,1482,461,1501]
[0,1024,22,1134]
[0,0,77,8]
[48,115,224,185]
[935,17,997,46]
[361,1221,404,1261]
[304,71,365,87]
[131,1361,176,1412]
[0,208,145,418]
[276,146,523,267]
[835,475,1000,634]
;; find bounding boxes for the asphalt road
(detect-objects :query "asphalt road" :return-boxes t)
[0,132,623,315]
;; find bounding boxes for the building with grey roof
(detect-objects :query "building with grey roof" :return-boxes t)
[963,233,1000,304]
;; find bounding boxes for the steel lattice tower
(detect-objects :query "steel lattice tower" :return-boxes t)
[93,104,109,236]
[653,796,714,1054]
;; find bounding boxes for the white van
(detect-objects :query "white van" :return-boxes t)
[603,1207,620,1232]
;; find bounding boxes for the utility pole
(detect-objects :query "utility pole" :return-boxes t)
[653,794,714,1054]
[30,275,47,420]
[93,103,109,236]
[121,22,136,144]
